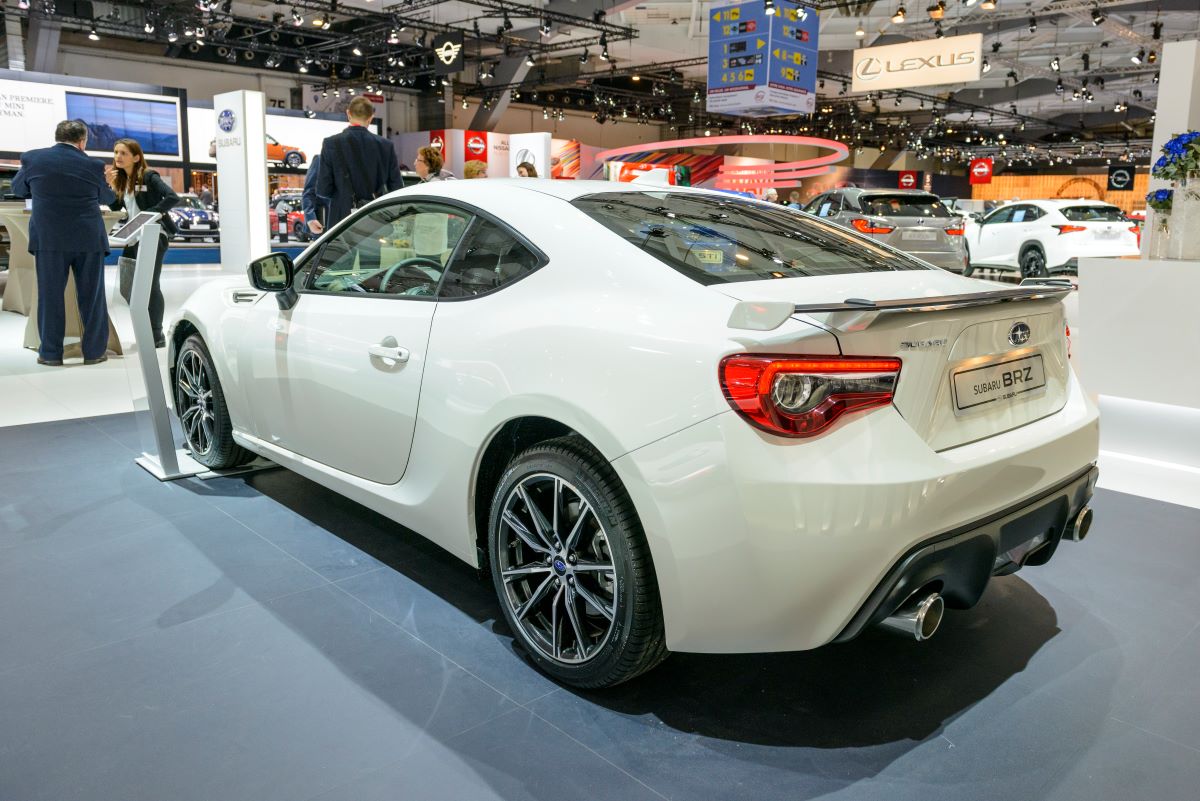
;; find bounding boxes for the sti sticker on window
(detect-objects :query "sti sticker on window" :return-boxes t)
[695,249,724,264]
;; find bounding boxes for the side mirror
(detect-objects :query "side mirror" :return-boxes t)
[248,252,294,291]
[971,212,984,223]
[248,252,298,310]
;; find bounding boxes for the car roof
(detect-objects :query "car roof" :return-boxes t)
[1027,199,1116,208]
[373,178,746,206]
[838,188,939,198]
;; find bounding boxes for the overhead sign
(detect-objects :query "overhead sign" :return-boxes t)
[969,157,993,185]
[431,33,465,75]
[898,170,919,189]
[1107,164,1134,191]
[707,0,819,117]
[851,33,982,92]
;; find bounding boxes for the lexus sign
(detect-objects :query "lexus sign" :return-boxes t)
[851,33,983,92]
[969,157,993,185]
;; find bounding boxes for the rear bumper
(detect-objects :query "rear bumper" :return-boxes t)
[911,249,968,272]
[833,463,1098,642]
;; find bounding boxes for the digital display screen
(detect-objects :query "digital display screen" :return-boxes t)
[65,91,180,156]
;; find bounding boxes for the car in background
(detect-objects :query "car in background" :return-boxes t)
[168,180,1098,688]
[209,136,306,168]
[801,188,968,273]
[963,199,1140,278]
[169,193,220,241]
[268,207,309,241]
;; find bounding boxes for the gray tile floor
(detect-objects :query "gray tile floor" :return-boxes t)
[2,412,1198,801]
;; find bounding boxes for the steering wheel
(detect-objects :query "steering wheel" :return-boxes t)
[379,257,444,295]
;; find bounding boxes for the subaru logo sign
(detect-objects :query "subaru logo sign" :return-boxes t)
[552,558,567,575]
[1008,322,1031,347]
[217,109,237,133]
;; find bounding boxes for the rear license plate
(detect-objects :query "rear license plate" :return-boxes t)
[192,223,210,230]
[953,354,1046,411]
[1095,228,1118,238]
[902,230,938,241]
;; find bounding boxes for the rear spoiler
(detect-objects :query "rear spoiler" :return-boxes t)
[727,285,1070,331]
[791,285,1072,315]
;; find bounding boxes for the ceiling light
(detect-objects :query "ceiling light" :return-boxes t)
[631,73,640,81]
[312,12,326,27]
[525,53,536,67]
[1028,15,1037,33]
[600,48,609,61]
[304,109,316,118]
[1152,21,1163,40]
[1050,55,1060,71]
[855,21,865,37]
[292,8,304,25]
[980,0,995,9]
[927,1,945,20]
[1090,6,1105,25]
[167,30,178,42]
[579,49,588,63]
[539,18,552,36]
[17,0,29,8]
[352,45,362,56]
[387,28,400,44]
[462,96,469,109]
[764,0,776,16]
[981,57,991,73]
[892,5,906,23]
[88,26,99,41]
[297,60,308,73]
[144,21,154,33]
[1131,48,1144,64]
[502,10,513,31]
[1147,50,1157,64]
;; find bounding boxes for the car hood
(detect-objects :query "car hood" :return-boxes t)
[172,209,215,221]
[710,268,1005,305]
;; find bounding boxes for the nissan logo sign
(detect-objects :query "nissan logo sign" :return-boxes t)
[466,135,486,155]
[972,161,991,177]
[900,173,916,188]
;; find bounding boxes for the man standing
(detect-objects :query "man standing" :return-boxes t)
[12,120,116,366]
[198,184,214,207]
[316,97,402,227]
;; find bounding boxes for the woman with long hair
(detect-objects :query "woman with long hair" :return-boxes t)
[104,138,179,347]
[516,161,538,178]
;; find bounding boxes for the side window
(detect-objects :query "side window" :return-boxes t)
[438,218,542,298]
[984,206,1014,224]
[1024,206,1044,221]
[306,202,472,297]
[801,194,823,215]
[812,194,840,218]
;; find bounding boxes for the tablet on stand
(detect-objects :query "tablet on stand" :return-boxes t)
[108,211,162,248]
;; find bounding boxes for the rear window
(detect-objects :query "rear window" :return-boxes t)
[860,195,951,218]
[1061,205,1126,222]
[572,191,930,285]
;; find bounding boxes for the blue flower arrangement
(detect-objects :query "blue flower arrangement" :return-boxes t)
[1151,130,1200,182]
[1146,188,1173,212]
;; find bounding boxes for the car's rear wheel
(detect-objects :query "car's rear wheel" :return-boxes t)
[1020,246,1048,278]
[488,437,668,688]
[285,152,303,168]
[962,244,975,277]
[174,335,254,469]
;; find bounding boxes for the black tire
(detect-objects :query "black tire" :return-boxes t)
[174,335,254,469]
[1020,246,1047,279]
[488,436,668,688]
[285,151,303,168]
[962,244,975,277]
[293,221,310,242]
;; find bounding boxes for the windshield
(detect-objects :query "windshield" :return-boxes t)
[860,195,951,218]
[178,196,205,209]
[1061,205,1126,222]
[573,191,931,285]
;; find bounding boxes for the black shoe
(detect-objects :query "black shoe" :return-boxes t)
[83,355,108,365]
[36,357,63,366]
[154,335,166,349]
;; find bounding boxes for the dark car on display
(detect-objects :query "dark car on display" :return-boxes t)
[169,193,219,241]
[802,188,969,273]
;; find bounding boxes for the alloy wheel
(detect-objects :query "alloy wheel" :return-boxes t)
[497,473,618,664]
[176,349,215,457]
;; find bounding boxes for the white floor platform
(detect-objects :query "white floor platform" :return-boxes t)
[2,264,1196,510]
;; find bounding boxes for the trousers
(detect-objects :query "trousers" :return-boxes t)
[35,250,109,361]
[121,232,169,338]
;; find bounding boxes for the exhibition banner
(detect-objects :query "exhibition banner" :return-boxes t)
[187,106,349,169]
[969,157,994,185]
[509,132,552,177]
[551,139,580,179]
[706,0,818,117]
[0,78,182,161]
[851,33,982,93]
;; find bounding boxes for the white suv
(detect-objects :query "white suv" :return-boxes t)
[964,199,1139,277]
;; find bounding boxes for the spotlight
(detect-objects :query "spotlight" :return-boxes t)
[980,0,995,9]
[1152,21,1163,40]
[600,48,609,61]
[927,1,945,20]
[525,53,536,67]
[892,5,906,23]
[1090,6,1104,25]
[1082,52,1090,71]
[981,57,991,73]
[297,59,308,72]
[387,28,400,44]
[1131,48,1144,64]
[1153,72,1160,84]
[579,49,588,63]
[311,12,327,27]
[539,18,551,36]
[144,21,154,33]
[304,109,316,118]
[1055,77,1064,93]
[1028,16,1036,33]
[88,26,99,41]
[1147,50,1157,64]
[17,0,29,8]
[764,0,776,16]
[462,96,469,109]
[991,40,1001,53]
[855,21,865,37]
[167,30,178,42]
[292,8,303,25]
[502,10,512,31]
[352,45,362,56]
[1050,55,1059,71]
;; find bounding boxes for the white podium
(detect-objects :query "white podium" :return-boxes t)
[1077,257,1200,507]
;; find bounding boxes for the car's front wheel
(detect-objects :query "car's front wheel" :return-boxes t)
[285,152,303,168]
[488,437,668,688]
[1020,246,1048,278]
[174,335,254,469]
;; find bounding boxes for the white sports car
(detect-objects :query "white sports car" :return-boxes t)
[168,180,1099,688]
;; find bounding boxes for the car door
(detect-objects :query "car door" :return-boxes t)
[237,199,473,484]
[973,205,1017,266]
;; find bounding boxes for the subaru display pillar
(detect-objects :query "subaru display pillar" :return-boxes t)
[214,90,271,274]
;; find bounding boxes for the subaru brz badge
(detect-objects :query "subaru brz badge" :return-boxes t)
[1008,322,1031,347]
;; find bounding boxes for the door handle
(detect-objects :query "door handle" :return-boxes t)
[367,344,410,363]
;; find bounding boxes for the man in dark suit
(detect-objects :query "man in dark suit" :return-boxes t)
[12,119,116,366]
[316,97,402,226]
[302,153,329,237]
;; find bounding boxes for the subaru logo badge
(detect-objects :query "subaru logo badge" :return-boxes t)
[217,109,236,133]
[552,558,567,575]
[1008,322,1031,347]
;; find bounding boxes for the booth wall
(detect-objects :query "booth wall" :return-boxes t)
[451,105,667,149]
[972,172,1150,213]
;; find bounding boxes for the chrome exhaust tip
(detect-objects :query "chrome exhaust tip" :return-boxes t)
[1065,506,1093,542]
[879,592,944,642]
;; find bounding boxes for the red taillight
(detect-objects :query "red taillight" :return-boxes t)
[1065,322,1072,360]
[1053,225,1087,235]
[1128,225,1140,235]
[719,355,902,438]
[850,218,896,235]
[944,226,965,236]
